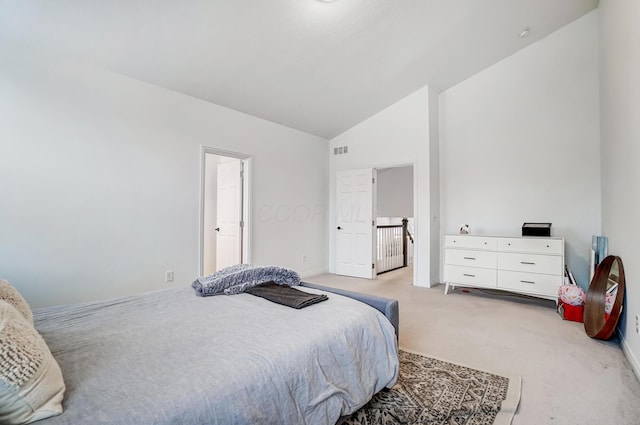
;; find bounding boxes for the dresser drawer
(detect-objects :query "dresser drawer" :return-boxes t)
[444,265,497,288]
[497,252,563,276]
[444,235,497,250]
[445,249,497,269]
[497,270,562,297]
[497,237,563,255]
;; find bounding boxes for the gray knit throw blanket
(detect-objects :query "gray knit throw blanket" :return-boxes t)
[192,264,301,296]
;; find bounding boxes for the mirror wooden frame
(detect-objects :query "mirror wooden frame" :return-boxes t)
[584,255,625,340]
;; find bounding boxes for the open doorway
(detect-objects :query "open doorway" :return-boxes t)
[376,165,414,275]
[199,147,251,277]
[334,165,415,280]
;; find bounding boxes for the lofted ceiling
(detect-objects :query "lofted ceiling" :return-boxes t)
[0,0,598,139]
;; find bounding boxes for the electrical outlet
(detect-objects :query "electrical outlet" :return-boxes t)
[636,314,640,335]
[165,271,174,282]
[301,255,307,262]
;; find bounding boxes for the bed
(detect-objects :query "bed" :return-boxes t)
[26,282,399,425]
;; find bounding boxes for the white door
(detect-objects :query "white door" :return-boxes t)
[335,168,375,279]
[216,160,243,270]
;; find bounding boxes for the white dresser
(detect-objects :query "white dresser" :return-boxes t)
[443,234,564,301]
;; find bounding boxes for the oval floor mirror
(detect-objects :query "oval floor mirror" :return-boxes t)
[584,255,625,340]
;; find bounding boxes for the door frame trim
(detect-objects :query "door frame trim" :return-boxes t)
[199,146,252,277]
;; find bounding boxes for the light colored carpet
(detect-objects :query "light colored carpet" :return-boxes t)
[305,268,640,425]
[346,349,521,425]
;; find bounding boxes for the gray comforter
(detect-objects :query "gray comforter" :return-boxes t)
[33,285,399,425]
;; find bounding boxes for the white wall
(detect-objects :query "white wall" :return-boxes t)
[329,87,434,287]
[0,43,328,308]
[599,0,640,377]
[376,166,413,218]
[439,11,600,289]
[428,87,441,284]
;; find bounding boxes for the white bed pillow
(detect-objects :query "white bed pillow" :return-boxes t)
[0,300,65,424]
[0,279,33,325]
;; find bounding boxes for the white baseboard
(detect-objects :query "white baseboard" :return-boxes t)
[299,268,329,279]
[413,279,431,288]
[619,330,640,383]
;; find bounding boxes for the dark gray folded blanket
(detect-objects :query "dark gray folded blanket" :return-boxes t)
[245,281,328,309]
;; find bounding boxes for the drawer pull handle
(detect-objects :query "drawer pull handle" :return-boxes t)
[520,261,536,265]
[463,257,476,260]
[463,273,476,277]
[520,280,536,284]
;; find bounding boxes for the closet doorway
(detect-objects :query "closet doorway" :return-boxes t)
[199,147,251,277]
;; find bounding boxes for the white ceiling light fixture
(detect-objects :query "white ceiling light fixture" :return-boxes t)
[518,27,530,38]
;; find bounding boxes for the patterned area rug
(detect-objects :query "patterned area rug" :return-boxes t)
[345,349,521,425]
